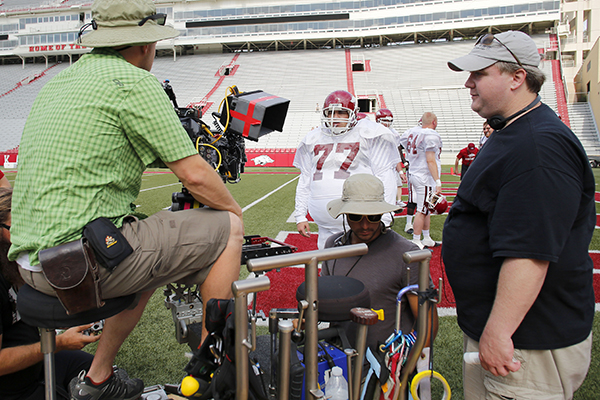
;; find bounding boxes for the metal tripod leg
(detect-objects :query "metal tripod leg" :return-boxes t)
[232,276,271,400]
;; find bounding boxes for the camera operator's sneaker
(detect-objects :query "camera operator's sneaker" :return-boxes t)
[422,237,436,248]
[71,370,143,400]
[404,222,414,235]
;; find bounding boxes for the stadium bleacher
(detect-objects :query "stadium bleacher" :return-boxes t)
[1,34,599,163]
[0,0,91,12]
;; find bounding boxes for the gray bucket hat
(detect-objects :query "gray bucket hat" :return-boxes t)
[327,174,400,219]
[78,0,179,48]
[448,31,541,72]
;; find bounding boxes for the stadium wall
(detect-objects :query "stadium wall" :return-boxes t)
[246,148,296,167]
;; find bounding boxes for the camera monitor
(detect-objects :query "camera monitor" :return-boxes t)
[220,90,290,141]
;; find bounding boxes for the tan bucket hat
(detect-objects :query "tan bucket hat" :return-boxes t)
[78,0,179,48]
[327,174,400,219]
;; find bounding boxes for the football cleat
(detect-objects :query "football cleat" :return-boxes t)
[422,237,436,248]
[411,238,424,250]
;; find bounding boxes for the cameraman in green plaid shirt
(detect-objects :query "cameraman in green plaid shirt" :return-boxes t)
[8,1,244,399]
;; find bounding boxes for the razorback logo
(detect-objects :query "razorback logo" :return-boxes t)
[252,155,275,166]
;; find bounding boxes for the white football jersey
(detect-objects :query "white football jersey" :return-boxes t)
[399,126,442,187]
[294,119,400,247]
[389,127,402,148]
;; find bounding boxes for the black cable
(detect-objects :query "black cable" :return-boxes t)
[318,342,336,369]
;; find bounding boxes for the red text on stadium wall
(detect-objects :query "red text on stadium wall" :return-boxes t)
[29,44,84,52]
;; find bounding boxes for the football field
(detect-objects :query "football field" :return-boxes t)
[2,166,599,398]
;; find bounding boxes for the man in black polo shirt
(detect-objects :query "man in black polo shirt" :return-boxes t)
[443,31,594,399]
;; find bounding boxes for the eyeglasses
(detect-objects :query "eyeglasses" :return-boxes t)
[1,223,10,231]
[138,13,167,27]
[346,214,382,223]
[476,33,523,67]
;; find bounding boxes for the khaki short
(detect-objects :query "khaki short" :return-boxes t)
[20,208,231,299]
[463,332,592,400]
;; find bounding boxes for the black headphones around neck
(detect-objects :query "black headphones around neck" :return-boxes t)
[487,95,541,131]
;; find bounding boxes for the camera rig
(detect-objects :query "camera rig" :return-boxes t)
[169,85,290,211]
[163,84,296,347]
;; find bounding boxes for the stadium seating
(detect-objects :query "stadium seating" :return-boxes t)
[568,103,600,156]
[1,34,599,164]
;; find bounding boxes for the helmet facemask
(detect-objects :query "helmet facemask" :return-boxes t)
[378,117,393,128]
[426,192,448,215]
[321,104,357,136]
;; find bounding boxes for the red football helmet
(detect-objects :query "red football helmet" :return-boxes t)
[321,90,358,135]
[375,108,393,127]
[426,193,448,215]
[356,112,369,121]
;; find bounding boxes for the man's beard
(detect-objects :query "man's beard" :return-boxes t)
[0,242,23,286]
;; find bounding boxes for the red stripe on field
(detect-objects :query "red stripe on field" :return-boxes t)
[251,233,318,314]
[244,171,300,174]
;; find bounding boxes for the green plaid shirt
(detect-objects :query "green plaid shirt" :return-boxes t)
[9,48,197,265]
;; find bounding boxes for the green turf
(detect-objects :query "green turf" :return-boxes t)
[1,166,599,398]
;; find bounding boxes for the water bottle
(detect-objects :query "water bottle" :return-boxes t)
[326,366,348,400]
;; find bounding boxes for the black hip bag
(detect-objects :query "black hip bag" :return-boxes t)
[38,217,133,315]
[83,217,133,272]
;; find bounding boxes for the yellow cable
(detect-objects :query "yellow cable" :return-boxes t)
[195,139,222,171]
[220,85,243,134]
[203,125,215,138]
[410,370,451,400]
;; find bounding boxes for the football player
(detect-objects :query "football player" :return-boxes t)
[399,112,442,249]
[376,108,407,208]
[294,90,400,249]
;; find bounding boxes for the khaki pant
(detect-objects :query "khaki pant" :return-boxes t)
[463,332,592,400]
[20,208,230,298]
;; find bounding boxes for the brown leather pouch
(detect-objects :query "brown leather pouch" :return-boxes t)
[39,239,104,315]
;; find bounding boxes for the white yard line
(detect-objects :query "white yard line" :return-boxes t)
[139,182,181,192]
[242,175,299,213]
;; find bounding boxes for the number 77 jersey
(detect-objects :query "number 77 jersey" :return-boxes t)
[293,119,400,222]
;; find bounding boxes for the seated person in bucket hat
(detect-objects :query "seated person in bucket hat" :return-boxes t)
[8,0,243,399]
[322,174,438,396]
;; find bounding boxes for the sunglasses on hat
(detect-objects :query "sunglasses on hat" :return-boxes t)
[138,13,167,26]
[78,13,167,41]
[476,33,523,67]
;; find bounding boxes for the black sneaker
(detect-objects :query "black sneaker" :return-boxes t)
[71,370,144,400]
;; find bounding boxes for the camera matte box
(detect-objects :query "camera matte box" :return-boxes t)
[220,90,290,141]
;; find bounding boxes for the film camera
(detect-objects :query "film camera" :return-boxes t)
[168,86,290,211]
